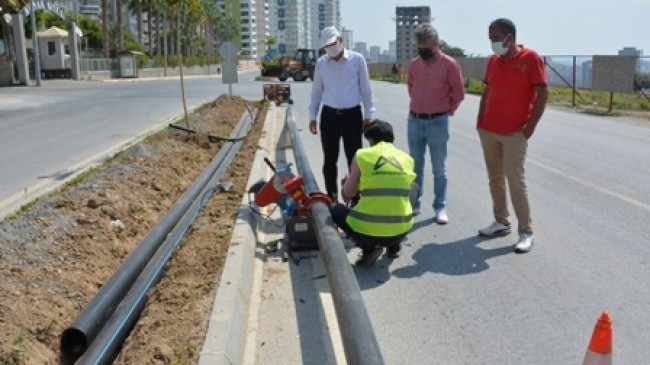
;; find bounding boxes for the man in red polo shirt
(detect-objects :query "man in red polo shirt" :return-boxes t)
[476,18,548,253]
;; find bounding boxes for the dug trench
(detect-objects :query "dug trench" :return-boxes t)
[0,95,267,364]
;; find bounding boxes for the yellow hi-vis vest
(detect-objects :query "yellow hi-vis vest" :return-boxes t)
[346,142,416,237]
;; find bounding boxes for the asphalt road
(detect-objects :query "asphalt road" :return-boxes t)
[0,72,263,218]
[2,74,649,363]
[279,80,650,364]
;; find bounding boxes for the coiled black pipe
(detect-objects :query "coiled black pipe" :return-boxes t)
[60,110,255,364]
[284,107,386,365]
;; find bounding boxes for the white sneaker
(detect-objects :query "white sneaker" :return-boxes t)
[434,208,448,224]
[478,222,511,237]
[515,234,534,253]
[412,206,421,216]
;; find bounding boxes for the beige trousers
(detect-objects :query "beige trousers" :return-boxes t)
[478,129,533,235]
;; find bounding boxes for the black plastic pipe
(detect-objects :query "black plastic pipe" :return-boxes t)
[78,154,240,364]
[60,110,254,364]
[284,107,386,365]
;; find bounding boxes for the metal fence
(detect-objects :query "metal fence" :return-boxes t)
[79,58,114,72]
[544,55,650,92]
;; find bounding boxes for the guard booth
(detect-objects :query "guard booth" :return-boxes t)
[37,26,71,78]
[116,50,143,78]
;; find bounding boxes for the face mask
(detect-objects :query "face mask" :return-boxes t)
[418,48,434,59]
[491,37,510,56]
[326,43,342,58]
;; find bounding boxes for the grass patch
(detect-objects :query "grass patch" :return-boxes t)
[64,167,100,189]
[1,330,27,365]
[186,153,202,166]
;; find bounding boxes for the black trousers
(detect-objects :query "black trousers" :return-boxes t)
[319,105,363,199]
[330,203,405,255]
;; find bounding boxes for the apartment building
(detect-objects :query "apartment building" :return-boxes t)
[269,0,340,56]
[309,0,340,50]
[268,0,306,56]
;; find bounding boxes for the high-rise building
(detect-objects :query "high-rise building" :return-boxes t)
[239,0,256,59]
[353,41,368,58]
[395,6,431,64]
[369,45,380,62]
[255,0,270,59]
[388,40,396,61]
[310,0,341,50]
[341,27,353,50]
[52,0,100,20]
[79,0,101,20]
[269,0,307,56]
[269,0,340,56]
[213,0,270,61]
[618,47,643,57]
[581,60,593,88]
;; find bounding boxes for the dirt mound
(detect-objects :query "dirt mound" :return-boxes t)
[0,95,267,364]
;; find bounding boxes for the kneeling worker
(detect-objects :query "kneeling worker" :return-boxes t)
[330,120,417,266]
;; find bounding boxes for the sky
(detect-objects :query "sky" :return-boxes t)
[340,0,650,57]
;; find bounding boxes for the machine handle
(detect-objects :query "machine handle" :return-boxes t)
[264,157,276,172]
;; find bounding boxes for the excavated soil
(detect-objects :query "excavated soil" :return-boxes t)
[0,95,267,364]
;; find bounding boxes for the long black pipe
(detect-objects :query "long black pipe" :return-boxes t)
[78,129,245,364]
[284,107,386,365]
[60,111,255,364]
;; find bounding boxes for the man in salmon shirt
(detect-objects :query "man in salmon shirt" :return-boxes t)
[407,24,465,224]
[476,18,548,253]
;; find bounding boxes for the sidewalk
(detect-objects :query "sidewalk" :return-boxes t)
[198,104,350,365]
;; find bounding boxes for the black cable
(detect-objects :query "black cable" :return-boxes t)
[208,106,257,143]
[208,134,247,142]
[168,124,197,134]
[247,192,286,228]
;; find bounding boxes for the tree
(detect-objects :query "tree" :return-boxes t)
[116,0,123,52]
[102,0,109,56]
[0,0,29,59]
[127,0,144,48]
[68,14,103,54]
[440,40,466,58]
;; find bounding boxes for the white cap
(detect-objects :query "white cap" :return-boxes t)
[319,26,340,48]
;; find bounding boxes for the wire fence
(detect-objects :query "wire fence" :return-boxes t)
[543,55,650,93]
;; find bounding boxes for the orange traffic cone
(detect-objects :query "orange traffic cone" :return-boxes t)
[582,311,613,365]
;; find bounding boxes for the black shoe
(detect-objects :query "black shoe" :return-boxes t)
[386,250,400,259]
[386,244,401,259]
[355,247,383,267]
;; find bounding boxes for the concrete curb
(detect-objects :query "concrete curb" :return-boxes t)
[198,103,279,365]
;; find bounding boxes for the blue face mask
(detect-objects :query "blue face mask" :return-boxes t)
[491,41,508,55]
[491,34,511,56]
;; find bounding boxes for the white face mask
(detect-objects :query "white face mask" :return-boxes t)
[491,40,509,56]
[326,43,342,58]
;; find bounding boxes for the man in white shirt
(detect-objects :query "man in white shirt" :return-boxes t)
[309,26,375,203]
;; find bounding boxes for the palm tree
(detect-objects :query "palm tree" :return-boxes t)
[116,0,123,52]
[127,0,144,49]
[102,0,109,56]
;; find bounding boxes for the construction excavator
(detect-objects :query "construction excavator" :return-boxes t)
[278,48,318,82]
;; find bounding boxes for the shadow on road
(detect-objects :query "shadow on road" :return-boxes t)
[392,235,514,278]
